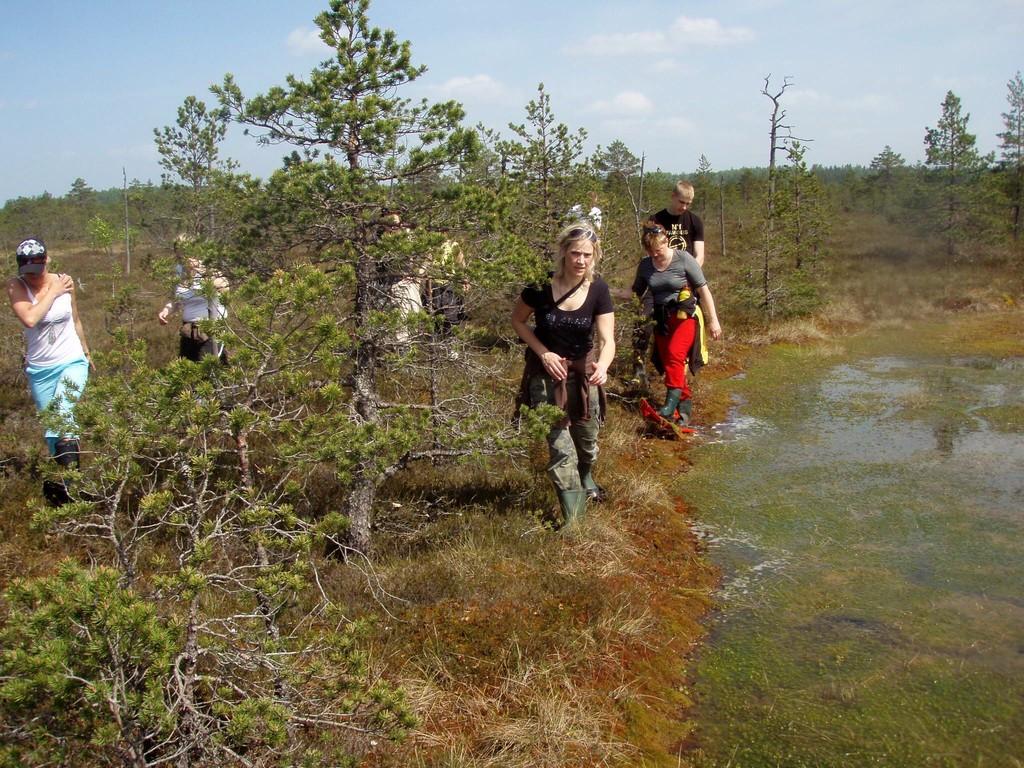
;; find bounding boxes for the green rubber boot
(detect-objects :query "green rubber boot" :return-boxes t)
[578,464,607,503]
[675,398,693,426]
[659,388,683,419]
[556,488,588,528]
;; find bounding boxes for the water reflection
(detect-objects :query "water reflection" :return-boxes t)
[689,520,791,605]
[704,395,773,445]
[684,348,1024,767]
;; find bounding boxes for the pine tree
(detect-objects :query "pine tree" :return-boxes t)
[65,177,96,234]
[774,141,830,314]
[0,563,177,766]
[868,145,907,217]
[483,83,594,258]
[593,139,641,182]
[1,3,548,762]
[693,154,714,218]
[869,145,906,179]
[8,268,419,765]
[67,177,95,205]
[592,138,645,241]
[998,71,1024,242]
[213,0,530,555]
[153,96,237,239]
[924,90,992,257]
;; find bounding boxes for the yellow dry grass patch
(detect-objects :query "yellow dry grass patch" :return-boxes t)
[402,665,634,768]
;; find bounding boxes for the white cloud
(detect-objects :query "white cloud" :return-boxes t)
[589,91,655,116]
[573,16,753,56]
[286,27,331,57]
[668,17,755,45]
[651,58,679,73]
[431,74,512,104]
[575,30,667,56]
[654,116,697,134]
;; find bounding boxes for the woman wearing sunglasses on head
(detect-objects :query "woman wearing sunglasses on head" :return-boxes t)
[7,237,92,504]
[511,222,616,528]
[633,220,722,431]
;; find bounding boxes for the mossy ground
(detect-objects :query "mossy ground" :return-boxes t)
[2,227,1022,766]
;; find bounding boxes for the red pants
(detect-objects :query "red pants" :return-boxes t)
[654,314,696,397]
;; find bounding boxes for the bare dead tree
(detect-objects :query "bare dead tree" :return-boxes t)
[759,75,811,315]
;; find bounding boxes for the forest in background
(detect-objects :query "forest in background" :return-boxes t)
[1,1,1022,766]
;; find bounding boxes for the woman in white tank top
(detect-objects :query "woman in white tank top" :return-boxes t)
[157,250,229,362]
[7,238,91,504]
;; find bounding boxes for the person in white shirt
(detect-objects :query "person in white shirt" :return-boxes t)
[158,242,230,362]
[7,237,92,504]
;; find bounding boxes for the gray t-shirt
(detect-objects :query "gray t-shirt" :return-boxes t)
[631,249,707,305]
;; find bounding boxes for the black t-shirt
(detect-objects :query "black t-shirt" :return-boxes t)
[521,277,614,360]
[653,209,704,254]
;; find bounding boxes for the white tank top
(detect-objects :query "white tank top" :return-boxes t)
[176,280,228,323]
[20,277,86,368]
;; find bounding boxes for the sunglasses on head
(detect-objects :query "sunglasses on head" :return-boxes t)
[642,225,665,235]
[567,227,598,242]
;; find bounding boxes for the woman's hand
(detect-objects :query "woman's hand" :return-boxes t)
[708,319,722,340]
[54,273,74,297]
[587,361,609,386]
[157,304,172,325]
[541,351,568,381]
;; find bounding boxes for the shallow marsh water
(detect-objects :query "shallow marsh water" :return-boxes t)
[683,314,1024,767]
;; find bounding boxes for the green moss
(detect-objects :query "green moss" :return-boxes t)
[681,311,1024,767]
[975,404,1024,432]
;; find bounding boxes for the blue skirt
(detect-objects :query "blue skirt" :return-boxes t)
[25,356,89,454]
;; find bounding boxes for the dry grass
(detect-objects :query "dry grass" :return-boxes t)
[6,225,1020,768]
[364,400,719,767]
[400,645,629,765]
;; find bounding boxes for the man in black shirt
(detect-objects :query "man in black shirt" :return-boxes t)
[652,180,705,265]
[631,180,705,385]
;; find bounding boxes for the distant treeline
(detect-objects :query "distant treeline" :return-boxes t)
[2,152,1018,257]
[0,164,908,248]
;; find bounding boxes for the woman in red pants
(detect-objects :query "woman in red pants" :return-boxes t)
[632,222,722,426]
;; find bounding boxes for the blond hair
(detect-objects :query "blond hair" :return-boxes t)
[553,221,602,283]
[672,180,695,200]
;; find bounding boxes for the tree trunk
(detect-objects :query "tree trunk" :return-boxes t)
[175,595,202,768]
[347,242,381,555]
[1013,162,1022,242]
[718,180,726,260]
[346,472,375,556]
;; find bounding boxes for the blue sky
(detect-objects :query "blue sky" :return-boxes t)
[2,0,1021,204]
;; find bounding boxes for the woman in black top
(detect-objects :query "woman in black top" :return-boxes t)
[511,222,616,527]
